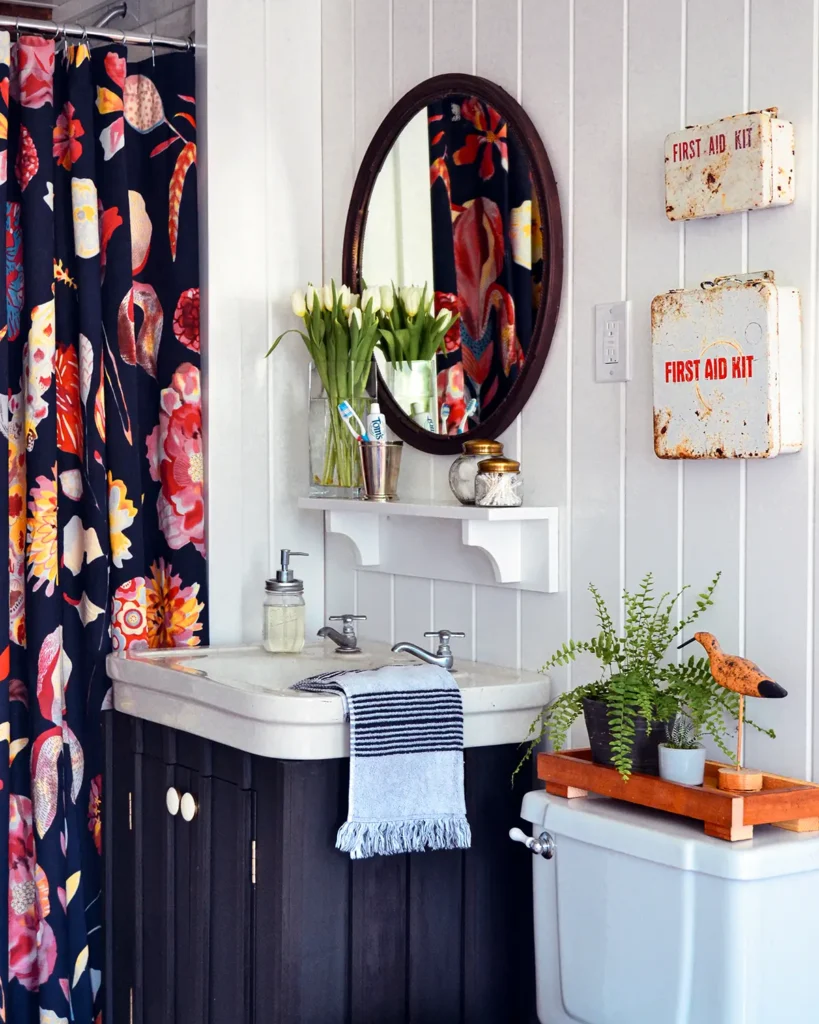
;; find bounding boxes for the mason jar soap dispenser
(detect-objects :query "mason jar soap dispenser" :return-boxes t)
[263,550,308,653]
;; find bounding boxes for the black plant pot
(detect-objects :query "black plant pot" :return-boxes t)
[582,697,673,776]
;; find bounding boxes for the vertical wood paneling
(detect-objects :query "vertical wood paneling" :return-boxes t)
[519,0,571,678]
[569,0,625,711]
[476,585,518,668]
[205,0,272,644]
[266,0,326,638]
[433,579,475,661]
[322,0,355,281]
[623,0,682,599]
[744,0,816,775]
[394,576,433,643]
[320,0,358,628]
[358,572,394,644]
[682,0,746,651]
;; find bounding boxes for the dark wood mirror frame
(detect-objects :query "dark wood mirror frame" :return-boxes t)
[342,72,563,456]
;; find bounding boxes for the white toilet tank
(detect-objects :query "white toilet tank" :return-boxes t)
[521,789,819,1024]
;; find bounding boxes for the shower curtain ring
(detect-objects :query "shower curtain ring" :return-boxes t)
[81,26,89,52]
[150,32,156,66]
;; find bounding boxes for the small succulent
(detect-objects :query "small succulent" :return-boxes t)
[666,716,701,750]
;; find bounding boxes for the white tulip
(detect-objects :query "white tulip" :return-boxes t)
[321,284,334,311]
[291,290,307,317]
[348,306,363,329]
[339,285,353,311]
[435,308,452,327]
[403,286,422,317]
[305,284,318,311]
[379,285,394,313]
[362,287,381,314]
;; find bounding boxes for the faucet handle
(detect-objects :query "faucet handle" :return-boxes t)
[330,614,367,636]
[424,629,466,647]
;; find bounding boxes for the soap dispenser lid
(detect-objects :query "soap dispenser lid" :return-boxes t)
[266,549,308,593]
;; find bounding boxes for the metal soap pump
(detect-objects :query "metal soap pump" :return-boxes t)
[263,549,308,654]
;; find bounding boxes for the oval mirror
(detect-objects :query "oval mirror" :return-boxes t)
[343,73,563,455]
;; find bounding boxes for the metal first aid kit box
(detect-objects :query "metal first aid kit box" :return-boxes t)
[665,108,794,220]
[651,272,802,459]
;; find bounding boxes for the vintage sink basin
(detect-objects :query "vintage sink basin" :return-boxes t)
[106,641,551,759]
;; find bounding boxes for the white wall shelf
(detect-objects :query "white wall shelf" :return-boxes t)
[298,497,560,593]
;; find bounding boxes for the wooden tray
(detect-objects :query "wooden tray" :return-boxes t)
[538,748,819,841]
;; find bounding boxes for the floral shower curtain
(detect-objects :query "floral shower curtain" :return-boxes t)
[0,34,207,1023]
[428,95,543,432]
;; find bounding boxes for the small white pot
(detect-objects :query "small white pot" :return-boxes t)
[658,743,706,786]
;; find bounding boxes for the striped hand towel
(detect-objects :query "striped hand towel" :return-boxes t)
[293,663,472,859]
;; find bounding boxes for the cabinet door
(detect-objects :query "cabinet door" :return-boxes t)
[107,716,254,1024]
[187,773,254,1024]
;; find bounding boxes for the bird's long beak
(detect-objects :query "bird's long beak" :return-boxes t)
[758,680,788,699]
[677,637,697,650]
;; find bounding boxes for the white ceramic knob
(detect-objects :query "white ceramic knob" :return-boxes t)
[166,787,181,816]
[180,792,198,822]
[509,826,555,859]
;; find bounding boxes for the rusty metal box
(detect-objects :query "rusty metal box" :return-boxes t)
[651,272,802,459]
[665,108,794,220]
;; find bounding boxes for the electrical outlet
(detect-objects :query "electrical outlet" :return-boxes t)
[595,301,631,382]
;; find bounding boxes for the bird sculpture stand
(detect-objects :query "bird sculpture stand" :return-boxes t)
[679,632,787,793]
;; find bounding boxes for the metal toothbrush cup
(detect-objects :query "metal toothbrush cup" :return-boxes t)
[359,441,403,501]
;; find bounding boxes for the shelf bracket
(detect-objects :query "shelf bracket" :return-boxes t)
[461,520,524,584]
[325,510,380,565]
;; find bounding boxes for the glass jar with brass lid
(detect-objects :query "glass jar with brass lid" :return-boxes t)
[475,456,523,508]
[449,438,504,505]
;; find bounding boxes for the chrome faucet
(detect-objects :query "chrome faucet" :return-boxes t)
[317,614,367,654]
[391,629,466,672]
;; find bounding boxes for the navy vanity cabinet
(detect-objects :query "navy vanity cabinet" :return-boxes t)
[106,712,537,1024]
[105,713,255,1024]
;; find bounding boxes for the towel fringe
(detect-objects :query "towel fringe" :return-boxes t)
[336,816,472,860]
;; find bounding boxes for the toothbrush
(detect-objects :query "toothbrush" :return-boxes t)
[440,403,451,434]
[338,400,370,442]
[457,398,478,434]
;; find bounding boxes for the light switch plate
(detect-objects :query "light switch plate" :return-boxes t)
[595,300,631,382]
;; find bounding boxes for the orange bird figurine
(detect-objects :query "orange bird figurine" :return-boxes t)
[679,631,786,791]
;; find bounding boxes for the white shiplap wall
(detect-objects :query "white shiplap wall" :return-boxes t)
[310,0,819,780]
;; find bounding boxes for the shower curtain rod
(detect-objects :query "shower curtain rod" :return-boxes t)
[0,14,194,51]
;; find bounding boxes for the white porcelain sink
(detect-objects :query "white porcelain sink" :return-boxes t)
[106,641,551,760]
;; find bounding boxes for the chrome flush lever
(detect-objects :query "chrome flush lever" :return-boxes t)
[509,827,555,859]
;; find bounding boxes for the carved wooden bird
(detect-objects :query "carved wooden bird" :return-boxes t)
[679,631,787,699]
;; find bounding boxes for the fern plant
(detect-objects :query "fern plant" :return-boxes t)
[516,572,775,781]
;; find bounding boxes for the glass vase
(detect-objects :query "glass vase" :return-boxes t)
[308,363,370,498]
[385,357,439,431]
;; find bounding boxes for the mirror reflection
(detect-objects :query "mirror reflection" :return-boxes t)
[363,93,543,435]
